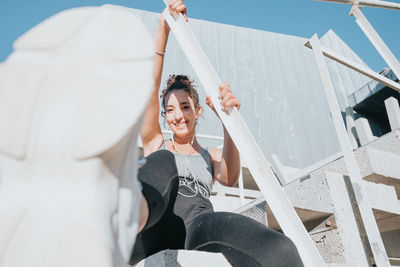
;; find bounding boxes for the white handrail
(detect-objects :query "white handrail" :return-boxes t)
[161,130,224,141]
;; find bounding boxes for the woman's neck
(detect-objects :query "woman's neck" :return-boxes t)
[171,135,199,154]
[172,134,195,145]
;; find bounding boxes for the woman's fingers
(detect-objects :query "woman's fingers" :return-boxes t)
[218,83,241,110]
[206,95,216,111]
[169,0,188,22]
[206,83,241,115]
[176,5,188,22]
[169,0,179,10]
[223,97,241,110]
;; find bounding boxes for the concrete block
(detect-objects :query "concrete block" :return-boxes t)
[284,171,334,214]
[324,171,371,266]
[235,198,268,226]
[355,117,376,146]
[135,250,230,267]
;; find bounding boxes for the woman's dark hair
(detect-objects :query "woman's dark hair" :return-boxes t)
[160,74,200,118]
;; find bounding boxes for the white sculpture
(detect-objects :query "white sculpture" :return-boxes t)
[0,5,153,267]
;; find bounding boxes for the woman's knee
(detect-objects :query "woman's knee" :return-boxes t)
[273,234,299,257]
[262,233,303,266]
[138,150,179,229]
[139,150,178,185]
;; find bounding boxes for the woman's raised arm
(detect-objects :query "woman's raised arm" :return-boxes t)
[207,83,241,187]
[141,1,187,156]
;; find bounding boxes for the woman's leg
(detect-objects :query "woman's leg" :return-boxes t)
[129,206,186,265]
[130,150,183,265]
[185,212,304,267]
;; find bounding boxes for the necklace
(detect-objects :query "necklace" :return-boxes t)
[171,135,194,155]
[172,135,195,179]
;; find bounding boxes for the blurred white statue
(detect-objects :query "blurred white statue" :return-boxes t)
[0,5,153,267]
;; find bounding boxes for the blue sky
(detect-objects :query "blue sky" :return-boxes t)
[0,0,399,72]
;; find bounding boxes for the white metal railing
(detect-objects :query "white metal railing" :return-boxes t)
[306,3,400,262]
[271,151,344,186]
[162,130,224,141]
[314,0,400,11]
[304,43,400,93]
[314,0,400,80]
[309,34,390,267]
[349,4,400,81]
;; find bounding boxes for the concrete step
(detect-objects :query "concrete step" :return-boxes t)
[362,146,400,197]
[235,178,400,232]
[365,180,400,215]
[319,130,400,197]
[135,250,230,267]
[234,170,400,265]
[234,196,334,234]
[364,180,400,233]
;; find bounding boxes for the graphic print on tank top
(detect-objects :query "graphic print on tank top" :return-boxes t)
[160,140,213,199]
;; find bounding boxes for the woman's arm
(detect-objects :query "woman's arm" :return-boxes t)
[141,1,187,156]
[207,83,241,187]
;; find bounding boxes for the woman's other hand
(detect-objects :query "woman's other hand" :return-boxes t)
[168,0,188,22]
[206,83,241,114]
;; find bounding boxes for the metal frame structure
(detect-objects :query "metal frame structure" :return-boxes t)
[162,1,326,266]
[350,4,400,81]
[271,151,344,186]
[304,42,400,93]
[315,0,400,81]
[315,0,400,11]
[309,34,390,267]
[307,2,400,264]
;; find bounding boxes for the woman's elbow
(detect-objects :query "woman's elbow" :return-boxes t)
[223,172,240,187]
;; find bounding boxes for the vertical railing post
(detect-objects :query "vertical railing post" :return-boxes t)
[309,34,390,267]
[238,167,245,206]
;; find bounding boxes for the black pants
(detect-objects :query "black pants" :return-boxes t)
[130,150,304,267]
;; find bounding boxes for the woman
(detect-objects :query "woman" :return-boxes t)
[131,1,304,266]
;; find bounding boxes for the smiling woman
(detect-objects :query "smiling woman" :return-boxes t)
[130,1,304,266]
[161,75,201,142]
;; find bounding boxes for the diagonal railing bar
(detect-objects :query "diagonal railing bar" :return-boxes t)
[162,2,326,266]
[349,4,400,82]
[304,42,400,93]
[309,34,390,267]
[314,0,400,11]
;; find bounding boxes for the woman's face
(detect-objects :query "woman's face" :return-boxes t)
[165,90,200,138]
